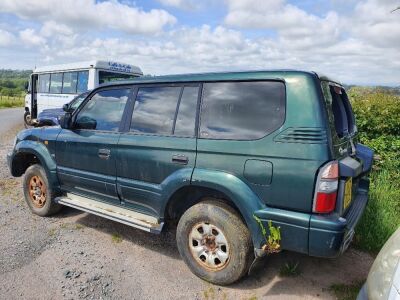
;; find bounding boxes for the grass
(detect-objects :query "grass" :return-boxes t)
[355,167,400,252]
[279,261,301,277]
[0,95,24,108]
[111,233,123,243]
[330,281,364,300]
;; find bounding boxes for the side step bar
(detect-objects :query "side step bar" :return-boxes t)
[55,193,164,234]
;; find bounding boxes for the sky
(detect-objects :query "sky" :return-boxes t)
[0,0,399,86]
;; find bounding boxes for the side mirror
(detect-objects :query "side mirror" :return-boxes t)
[75,116,97,130]
[24,81,30,93]
[59,113,72,129]
[62,103,70,112]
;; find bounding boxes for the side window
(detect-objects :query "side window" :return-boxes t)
[62,72,78,94]
[77,71,89,93]
[38,74,50,93]
[174,86,199,136]
[76,88,130,131]
[200,81,286,140]
[130,86,181,135]
[49,73,63,94]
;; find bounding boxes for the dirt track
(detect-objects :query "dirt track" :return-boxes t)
[0,120,374,300]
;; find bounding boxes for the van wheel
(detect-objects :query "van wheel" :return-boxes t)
[24,111,33,128]
[23,164,62,216]
[176,200,253,285]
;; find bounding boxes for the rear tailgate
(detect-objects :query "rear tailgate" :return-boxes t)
[320,80,373,215]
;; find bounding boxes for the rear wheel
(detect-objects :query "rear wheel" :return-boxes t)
[176,200,253,285]
[23,164,62,216]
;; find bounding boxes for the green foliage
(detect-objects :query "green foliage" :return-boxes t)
[279,261,301,277]
[253,216,281,253]
[0,69,31,97]
[349,87,400,252]
[329,281,364,300]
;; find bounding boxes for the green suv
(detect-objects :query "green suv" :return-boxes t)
[7,70,373,285]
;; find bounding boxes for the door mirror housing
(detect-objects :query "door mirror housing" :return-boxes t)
[75,116,97,130]
[62,103,70,112]
[59,113,72,129]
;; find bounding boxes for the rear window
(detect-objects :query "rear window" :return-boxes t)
[200,81,286,140]
[322,82,355,138]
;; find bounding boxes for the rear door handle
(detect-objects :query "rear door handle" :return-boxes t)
[98,148,111,160]
[172,154,189,165]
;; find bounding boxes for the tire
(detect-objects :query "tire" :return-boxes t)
[24,111,33,129]
[23,164,62,216]
[176,200,253,285]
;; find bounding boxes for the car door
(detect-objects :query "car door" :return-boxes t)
[116,84,199,217]
[56,87,132,205]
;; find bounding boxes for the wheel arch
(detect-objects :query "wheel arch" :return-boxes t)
[11,140,60,189]
[163,168,266,249]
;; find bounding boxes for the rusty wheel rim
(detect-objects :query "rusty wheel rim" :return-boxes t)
[28,175,47,208]
[189,222,230,271]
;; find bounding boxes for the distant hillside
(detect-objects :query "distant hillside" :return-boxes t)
[0,69,31,96]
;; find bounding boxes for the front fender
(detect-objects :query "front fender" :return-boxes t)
[12,140,60,188]
[191,168,266,249]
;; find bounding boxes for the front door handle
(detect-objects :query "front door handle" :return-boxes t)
[98,148,111,160]
[172,154,189,165]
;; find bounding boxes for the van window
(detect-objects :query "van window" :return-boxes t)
[174,86,199,137]
[200,81,286,140]
[76,88,130,131]
[62,72,78,94]
[49,73,63,94]
[99,71,138,84]
[38,74,50,93]
[77,71,89,93]
[130,86,181,135]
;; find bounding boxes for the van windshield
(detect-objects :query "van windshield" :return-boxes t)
[321,81,356,139]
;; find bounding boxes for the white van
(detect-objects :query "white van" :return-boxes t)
[24,60,143,126]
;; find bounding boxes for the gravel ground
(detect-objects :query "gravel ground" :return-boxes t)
[0,123,374,300]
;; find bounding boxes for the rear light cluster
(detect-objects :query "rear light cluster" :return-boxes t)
[313,161,339,213]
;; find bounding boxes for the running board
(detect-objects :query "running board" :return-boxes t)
[55,193,163,233]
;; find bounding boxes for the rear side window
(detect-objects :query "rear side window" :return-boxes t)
[200,81,286,140]
[130,86,181,135]
[76,88,130,131]
[174,86,199,136]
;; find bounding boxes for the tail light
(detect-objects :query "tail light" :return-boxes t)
[313,161,339,213]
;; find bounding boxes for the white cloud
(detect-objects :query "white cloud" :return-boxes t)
[0,29,16,47]
[157,0,199,10]
[19,28,47,46]
[0,0,176,34]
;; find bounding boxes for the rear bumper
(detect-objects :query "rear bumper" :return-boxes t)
[253,177,369,258]
[309,177,369,257]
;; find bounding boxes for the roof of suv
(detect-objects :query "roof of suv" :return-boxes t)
[100,70,342,87]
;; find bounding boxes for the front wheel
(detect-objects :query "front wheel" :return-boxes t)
[23,164,62,216]
[24,111,33,128]
[176,200,253,285]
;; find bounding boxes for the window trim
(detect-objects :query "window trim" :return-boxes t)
[198,79,287,141]
[71,86,133,133]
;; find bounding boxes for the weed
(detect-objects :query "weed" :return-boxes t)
[330,280,364,300]
[111,233,122,243]
[279,261,301,277]
[254,216,281,253]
